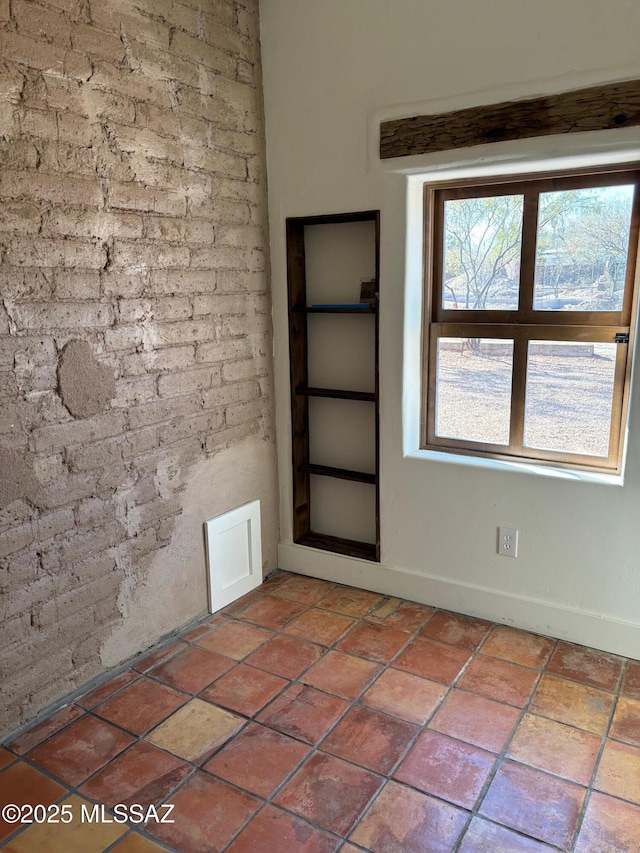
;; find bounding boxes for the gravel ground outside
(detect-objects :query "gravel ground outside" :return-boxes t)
[436,343,617,457]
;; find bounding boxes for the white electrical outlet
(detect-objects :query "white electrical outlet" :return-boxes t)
[498,527,519,557]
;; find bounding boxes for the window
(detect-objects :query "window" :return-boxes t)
[422,167,640,474]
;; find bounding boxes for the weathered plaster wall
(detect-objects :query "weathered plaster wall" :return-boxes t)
[0,0,278,733]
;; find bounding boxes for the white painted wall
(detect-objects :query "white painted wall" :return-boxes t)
[260,0,640,656]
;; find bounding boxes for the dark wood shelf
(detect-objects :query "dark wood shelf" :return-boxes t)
[287,210,380,227]
[302,463,376,485]
[296,531,377,562]
[297,386,376,403]
[308,307,376,314]
[293,305,377,314]
[287,209,380,563]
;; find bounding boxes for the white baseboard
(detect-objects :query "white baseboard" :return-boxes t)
[278,542,640,660]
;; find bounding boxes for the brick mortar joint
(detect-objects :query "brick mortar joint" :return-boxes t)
[0,0,273,733]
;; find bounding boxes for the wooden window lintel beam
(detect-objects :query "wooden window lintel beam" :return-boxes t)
[380,80,640,160]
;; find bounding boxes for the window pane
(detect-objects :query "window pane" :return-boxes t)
[534,185,635,311]
[443,195,523,310]
[435,338,513,444]
[524,341,617,457]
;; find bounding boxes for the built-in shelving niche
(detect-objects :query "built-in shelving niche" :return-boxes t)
[286,210,380,562]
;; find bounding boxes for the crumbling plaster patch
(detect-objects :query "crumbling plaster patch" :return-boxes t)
[100,434,279,667]
[58,339,116,419]
[0,448,43,510]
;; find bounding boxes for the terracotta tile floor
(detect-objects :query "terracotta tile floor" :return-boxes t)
[2,571,640,853]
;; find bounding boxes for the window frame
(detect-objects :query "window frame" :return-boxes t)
[421,165,640,475]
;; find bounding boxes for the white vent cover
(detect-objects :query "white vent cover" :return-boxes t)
[204,500,262,614]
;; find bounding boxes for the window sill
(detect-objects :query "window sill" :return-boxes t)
[404,447,624,486]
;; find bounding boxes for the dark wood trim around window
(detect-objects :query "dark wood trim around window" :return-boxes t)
[421,166,640,474]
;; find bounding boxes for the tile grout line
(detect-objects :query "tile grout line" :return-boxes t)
[210,592,440,848]
[8,632,637,842]
[163,580,360,852]
[97,583,386,850]
[3,573,639,852]
[568,652,631,850]
[450,643,557,851]
[234,599,485,843]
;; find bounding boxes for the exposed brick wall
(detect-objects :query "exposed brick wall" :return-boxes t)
[0,0,277,733]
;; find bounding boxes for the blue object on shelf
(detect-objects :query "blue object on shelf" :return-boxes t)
[310,303,370,308]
